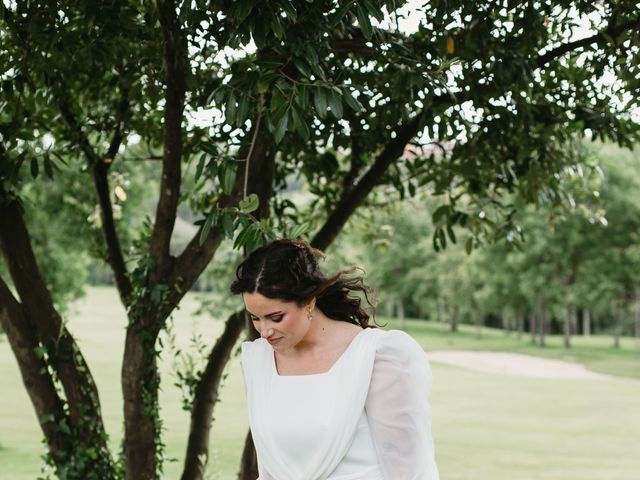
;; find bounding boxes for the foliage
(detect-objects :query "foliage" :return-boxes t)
[1,0,639,478]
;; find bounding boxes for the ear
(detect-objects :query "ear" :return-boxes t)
[307,297,316,312]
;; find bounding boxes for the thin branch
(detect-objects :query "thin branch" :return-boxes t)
[537,17,640,68]
[150,0,188,279]
[58,97,101,164]
[311,112,426,250]
[93,161,134,305]
[106,77,131,161]
[57,92,133,306]
[244,113,262,199]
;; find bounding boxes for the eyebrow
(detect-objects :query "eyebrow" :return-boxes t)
[245,310,284,318]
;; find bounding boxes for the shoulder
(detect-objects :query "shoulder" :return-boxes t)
[241,338,270,364]
[369,329,431,376]
[372,328,425,357]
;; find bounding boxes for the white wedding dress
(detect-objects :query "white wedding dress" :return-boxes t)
[241,328,440,480]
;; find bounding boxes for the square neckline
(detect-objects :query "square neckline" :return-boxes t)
[271,328,371,378]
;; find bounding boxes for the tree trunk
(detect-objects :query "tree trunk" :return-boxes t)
[475,309,483,338]
[384,294,393,319]
[438,297,446,325]
[583,309,591,337]
[238,317,261,480]
[516,311,524,339]
[635,302,640,350]
[0,189,115,477]
[570,306,578,335]
[450,304,459,333]
[238,430,259,480]
[396,298,405,331]
[534,295,546,347]
[613,301,622,349]
[0,279,69,469]
[181,312,245,480]
[563,304,572,348]
[122,318,162,479]
[500,308,509,334]
[529,310,536,344]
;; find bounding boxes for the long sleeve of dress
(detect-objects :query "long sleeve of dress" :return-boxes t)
[365,330,440,480]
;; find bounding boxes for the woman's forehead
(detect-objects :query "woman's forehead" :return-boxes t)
[242,292,293,312]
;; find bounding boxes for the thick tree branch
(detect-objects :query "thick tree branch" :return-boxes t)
[58,95,134,306]
[0,277,69,468]
[180,311,246,480]
[151,0,188,279]
[93,161,134,305]
[537,17,640,68]
[311,112,425,250]
[179,119,275,480]
[167,121,275,315]
[0,188,110,454]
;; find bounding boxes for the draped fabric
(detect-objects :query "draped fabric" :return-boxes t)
[240,328,439,480]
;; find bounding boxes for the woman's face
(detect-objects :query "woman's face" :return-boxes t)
[242,291,313,351]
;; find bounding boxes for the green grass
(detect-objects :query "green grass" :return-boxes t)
[0,286,639,479]
[385,318,640,379]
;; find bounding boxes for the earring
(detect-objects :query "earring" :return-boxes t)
[307,309,313,321]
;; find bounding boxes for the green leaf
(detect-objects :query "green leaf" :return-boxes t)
[271,16,285,39]
[432,205,449,226]
[356,5,373,40]
[199,209,218,246]
[330,1,354,28]
[292,58,312,79]
[236,96,249,126]
[290,222,309,239]
[362,0,384,22]
[342,88,363,112]
[438,227,447,249]
[30,157,39,179]
[291,107,310,140]
[221,211,235,239]
[328,89,343,119]
[222,164,236,194]
[446,225,457,244]
[298,86,310,110]
[239,193,260,213]
[200,142,218,156]
[226,91,237,124]
[465,237,474,254]
[314,88,328,118]
[43,153,54,179]
[274,109,289,143]
[195,153,207,181]
[304,45,319,66]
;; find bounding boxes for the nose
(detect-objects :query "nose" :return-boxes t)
[260,325,275,339]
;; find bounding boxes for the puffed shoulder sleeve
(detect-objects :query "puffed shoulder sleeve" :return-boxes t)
[365,330,439,480]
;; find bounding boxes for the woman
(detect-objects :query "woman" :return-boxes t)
[231,239,439,480]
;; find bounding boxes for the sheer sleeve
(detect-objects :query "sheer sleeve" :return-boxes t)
[365,330,439,480]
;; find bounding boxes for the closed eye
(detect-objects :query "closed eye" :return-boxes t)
[249,314,284,322]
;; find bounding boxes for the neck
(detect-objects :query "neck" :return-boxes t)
[294,308,336,351]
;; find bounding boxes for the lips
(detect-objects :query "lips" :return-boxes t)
[268,337,283,346]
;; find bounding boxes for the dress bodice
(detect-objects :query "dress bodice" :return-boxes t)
[241,328,439,480]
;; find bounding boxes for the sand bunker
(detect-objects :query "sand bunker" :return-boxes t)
[426,350,611,380]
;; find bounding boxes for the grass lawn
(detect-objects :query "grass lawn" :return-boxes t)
[0,286,639,479]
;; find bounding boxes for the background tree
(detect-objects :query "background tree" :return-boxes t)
[1,1,639,479]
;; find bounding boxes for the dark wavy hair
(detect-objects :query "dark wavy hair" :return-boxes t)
[230,239,376,328]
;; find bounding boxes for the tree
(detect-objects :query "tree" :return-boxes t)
[1,1,639,479]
